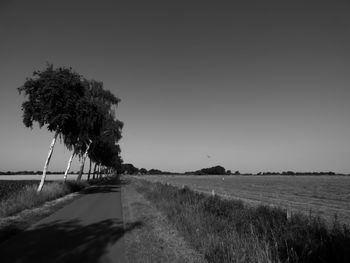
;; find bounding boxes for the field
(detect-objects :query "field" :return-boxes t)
[0,173,88,181]
[139,175,350,225]
[135,179,350,263]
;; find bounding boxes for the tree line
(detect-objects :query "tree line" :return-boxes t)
[120,163,343,176]
[118,163,178,175]
[18,64,123,192]
[120,164,231,175]
[184,165,230,175]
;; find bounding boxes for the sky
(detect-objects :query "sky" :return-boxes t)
[0,0,350,174]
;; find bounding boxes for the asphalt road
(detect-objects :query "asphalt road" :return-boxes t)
[0,178,132,263]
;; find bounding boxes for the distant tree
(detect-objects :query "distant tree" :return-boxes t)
[18,64,85,191]
[139,168,148,174]
[185,165,227,175]
[148,169,162,175]
[121,163,138,174]
[201,165,226,175]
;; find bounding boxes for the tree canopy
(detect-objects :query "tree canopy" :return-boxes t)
[18,64,123,190]
[18,64,85,134]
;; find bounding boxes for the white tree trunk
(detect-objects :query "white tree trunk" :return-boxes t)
[77,141,92,181]
[63,152,75,181]
[93,162,97,179]
[37,131,58,192]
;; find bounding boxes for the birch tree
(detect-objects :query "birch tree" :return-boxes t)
[75,80,123,180]
[63,152,75,181]
[18,64,85,191]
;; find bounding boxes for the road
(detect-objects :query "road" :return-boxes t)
[0,178,131,263]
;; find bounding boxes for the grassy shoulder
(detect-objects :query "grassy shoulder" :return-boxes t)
[0,180,87,218]
[121,178,206,263]
[135,179,350,263]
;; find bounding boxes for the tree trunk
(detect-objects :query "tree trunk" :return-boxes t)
[87,158,92,181]
[93,162,97,179]
[77,141,92,181]
[63,152,75,181]
[78,157,85,181]
[37,131,59,192]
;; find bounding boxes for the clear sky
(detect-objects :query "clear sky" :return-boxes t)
[0,0,350,173]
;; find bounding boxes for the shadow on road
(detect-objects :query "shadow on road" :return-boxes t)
[82,176,130,195]
[0,219,142,263]
[82,184,121,195]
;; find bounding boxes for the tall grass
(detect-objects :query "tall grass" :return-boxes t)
[136,180,350,263]
[0,181,87,217]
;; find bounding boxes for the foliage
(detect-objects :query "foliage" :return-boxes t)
[77,80,123,175]
[89,137,122,169]
[18,64,124,185]
[185,165,227,175]
[148,169,162,175]
[121,163,139,174]
[18,64,85,134]
[87,113,123,172]
[139,168,148,174]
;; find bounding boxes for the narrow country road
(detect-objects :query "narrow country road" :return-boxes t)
[0,178,134,263]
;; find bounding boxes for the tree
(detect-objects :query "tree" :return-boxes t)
[18,64,85,191]
[185,165,227,175]
[59,79,122,181]
[139,168,148,174]
[200,165,226,175]
[75,80,122,181]
[121,163,138,174]
[148,169,162,175]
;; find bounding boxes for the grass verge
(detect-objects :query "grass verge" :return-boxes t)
[121,178,206,263]
[0,181,88,218]
[136,179,350,263]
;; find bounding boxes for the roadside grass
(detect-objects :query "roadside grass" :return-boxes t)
[0,181,88,218]
[141,175,350,225]
[0,180,38,200]
[136,180,350,263]
[122,179,206,263]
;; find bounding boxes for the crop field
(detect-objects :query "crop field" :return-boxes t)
[0,180,38,201]
[139,175,350,225]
